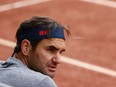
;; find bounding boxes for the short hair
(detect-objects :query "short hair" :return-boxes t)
[12,16,71,55]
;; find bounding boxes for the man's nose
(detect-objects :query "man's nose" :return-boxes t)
[52,54,62,64]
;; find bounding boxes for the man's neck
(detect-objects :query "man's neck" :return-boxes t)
[14,53,29,67]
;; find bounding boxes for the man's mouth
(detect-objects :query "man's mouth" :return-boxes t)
[47,66,57,72]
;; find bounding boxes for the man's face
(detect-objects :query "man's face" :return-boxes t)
[28,38,66,78]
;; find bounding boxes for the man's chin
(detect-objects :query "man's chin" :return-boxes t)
[42,68,56,78]
[47,72,55,78]
[43,71,55,78]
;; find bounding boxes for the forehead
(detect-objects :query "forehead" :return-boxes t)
[38,38,66,49]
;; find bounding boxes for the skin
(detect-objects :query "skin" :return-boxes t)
[15,38,66,78]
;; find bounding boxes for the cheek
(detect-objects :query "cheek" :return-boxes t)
[35,49,53,65]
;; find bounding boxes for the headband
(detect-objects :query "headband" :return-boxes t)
[17,27,65,45]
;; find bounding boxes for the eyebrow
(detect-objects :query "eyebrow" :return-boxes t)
[48,45,66,51]
[48,46,59,50]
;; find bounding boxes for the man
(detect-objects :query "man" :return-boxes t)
[0,16,70,87]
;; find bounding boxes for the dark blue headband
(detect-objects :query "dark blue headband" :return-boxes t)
[17,27,65,44]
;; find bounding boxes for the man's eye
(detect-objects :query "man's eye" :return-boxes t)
[47,46,59,53]
[47,49,55,52]
[60,50,65,54]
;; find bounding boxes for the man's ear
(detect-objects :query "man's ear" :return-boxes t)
[21,39,31,56]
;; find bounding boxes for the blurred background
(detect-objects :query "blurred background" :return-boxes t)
[0,0,116,87]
